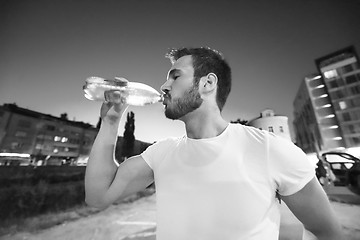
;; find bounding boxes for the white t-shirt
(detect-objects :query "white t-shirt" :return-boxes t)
[141,124,315,240]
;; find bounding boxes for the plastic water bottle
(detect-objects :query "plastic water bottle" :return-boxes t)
[83,76,163,106]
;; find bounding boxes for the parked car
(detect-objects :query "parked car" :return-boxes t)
[348,160,360,195]
[76,155,89,166]
[0,153,31,166]
[320,151,360,195]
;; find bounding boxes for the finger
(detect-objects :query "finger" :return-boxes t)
[100,101,113,117]
[104,90,109,102]
[111,91,123,104]
[104,90,123,104]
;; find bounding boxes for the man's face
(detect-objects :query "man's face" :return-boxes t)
[162,55,203,120]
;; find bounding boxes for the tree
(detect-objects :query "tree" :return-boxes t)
[96,117,101,129]
[60,113,68,120]
[122,111,135,158]
[230,118,248,125]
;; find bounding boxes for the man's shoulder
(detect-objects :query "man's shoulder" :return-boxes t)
[150,135,184,148]
[231,124,270,141]
[141,136,184,168]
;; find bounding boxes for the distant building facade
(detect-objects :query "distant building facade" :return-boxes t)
[248,109,292,141]
[293,74,344,153]
[293,46,360,155]
[0,103,98,165]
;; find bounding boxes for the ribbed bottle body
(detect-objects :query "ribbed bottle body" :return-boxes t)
[83,77,163,106]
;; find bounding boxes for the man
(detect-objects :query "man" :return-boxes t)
[85,47,344,239]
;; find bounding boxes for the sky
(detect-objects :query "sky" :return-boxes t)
[1,0,360,143]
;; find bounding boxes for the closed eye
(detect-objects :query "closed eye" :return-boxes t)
[167,69,182,81]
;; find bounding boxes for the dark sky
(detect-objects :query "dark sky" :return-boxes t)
[1,0,360,142]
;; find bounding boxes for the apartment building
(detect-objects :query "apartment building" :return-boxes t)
[315,46,360,150]
[293,74,345,153]
[0,103,98,165]
[293,46,360,156]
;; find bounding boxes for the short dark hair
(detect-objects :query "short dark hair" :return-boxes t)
[165,47,232,111]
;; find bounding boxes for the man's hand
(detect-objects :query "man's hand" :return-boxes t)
[100,77,129,125]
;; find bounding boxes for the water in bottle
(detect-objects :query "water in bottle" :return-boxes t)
[83,76,163,106]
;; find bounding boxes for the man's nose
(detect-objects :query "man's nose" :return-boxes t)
[160,80,171,94]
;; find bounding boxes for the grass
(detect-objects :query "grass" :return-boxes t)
[0,202,98,236]
[0,188,155,237]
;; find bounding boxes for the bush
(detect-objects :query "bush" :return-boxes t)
[0,166,87,223]
[0,166,86,187]
[0,166,154,229]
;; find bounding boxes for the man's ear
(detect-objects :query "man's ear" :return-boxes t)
[201,73,218,93]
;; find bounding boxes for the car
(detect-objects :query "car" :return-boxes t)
[348,161,360,195]
[76,156,89,166]
[320,151,360,195]
[0,153,31,166]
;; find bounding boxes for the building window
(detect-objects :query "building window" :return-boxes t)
[339,101,347,110]
[35,144,43,150]
[346,75,357,84]
[69,138,80,144]
[350,86,360,95]
[71,131,80,136]
[44,145,52,151]
[324,69,338,79]
[342,64,353,74]
[268,126,274,132]
[11,142,22,149]
[54,136,69,143]
[353,97,360,106]
[352,137,360,145]
[46,125,56,131]
[343,112,351,122]
[279,126,284,133]
[328,80,338,89]
[336,89,345,99]
[69,147,78,152]
[54,136,62,142]
[354,111,360,121]
[348,125,356,134]
[15,131,27,137]
[18,120,31,128]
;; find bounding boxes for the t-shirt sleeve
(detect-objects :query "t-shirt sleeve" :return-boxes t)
[267,134,315,196]
[141,138,176,170]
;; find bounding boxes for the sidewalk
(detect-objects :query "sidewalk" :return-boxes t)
[325,185,360,205]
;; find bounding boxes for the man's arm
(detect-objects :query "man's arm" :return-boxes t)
[281,177,344,240]
[84,89,154,209]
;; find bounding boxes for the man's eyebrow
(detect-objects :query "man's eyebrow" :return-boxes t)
[167,69,181,79]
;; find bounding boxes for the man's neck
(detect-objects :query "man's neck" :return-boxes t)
[183,111,228,139]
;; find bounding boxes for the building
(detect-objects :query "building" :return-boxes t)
[293,46,360,156]
[316,46,360,151]
[293,76,318,153]
[0,103,98,165]
[293,74,345,153]
[248,109,292,141]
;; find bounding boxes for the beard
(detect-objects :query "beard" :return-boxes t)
[164,83,203,120]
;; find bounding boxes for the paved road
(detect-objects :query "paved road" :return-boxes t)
[2,186,360,240]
